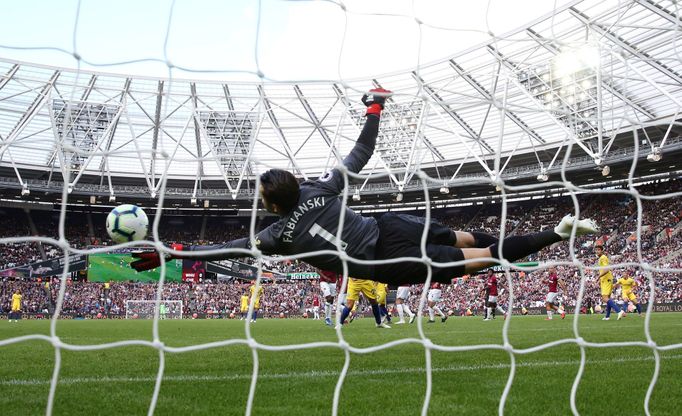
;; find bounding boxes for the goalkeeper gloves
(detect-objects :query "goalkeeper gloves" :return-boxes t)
[130,243,184,272]
[362,88,392,116]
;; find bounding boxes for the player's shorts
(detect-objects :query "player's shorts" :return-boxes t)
[375,287,387,304]
[600,275,614,296]
[600,282,613,297]
[545,292,559,304]
[396,286,410,300]
[347,279,376,302]
[320,281,336,298]
[427,289,442,302]
[487,295,498,304]
[313,306,320,312]
[622,291,637,302]
[374,213,462,285]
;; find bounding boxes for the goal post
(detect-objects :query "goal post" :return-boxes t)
[125,300,183,320]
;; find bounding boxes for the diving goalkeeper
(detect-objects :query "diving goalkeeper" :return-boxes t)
[131,89,598,285]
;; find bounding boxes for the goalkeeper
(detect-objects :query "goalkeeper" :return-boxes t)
[131,89,598,284]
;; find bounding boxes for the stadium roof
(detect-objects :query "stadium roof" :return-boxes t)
[0,0,681,207]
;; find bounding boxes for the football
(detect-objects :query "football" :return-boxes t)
[106,204,149,244]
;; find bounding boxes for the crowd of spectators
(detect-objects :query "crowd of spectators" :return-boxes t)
[1,177,681,318]
[0,278,315,318]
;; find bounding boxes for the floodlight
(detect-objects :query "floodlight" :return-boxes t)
[109,194,116,203]
[601,165,610,176]
[190,197,197,206]
[553,45,600,78]
[352,190,361,201]
[439,186,449,194]
[647,147,662,162]
[21,186,30,196]
[395,193,403,202]
[537,172,549,182]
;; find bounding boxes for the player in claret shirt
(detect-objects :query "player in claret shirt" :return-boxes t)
[318,269,340,326]
[482,270,506,321]
[426,282,447,323]
[394,284,416,324]
[544,267,566,320]
[312,294,321,320]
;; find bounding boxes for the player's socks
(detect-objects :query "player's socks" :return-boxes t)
[434,306,445,318]
[635,303,642,314]
[547,310,553,319]
[382,305,392,323]
[497,306,506,316]
[370,304,382,325]
[489,230,562,263]
[487,307,493,319]
[607,299,621,313]
[396,304,405,321]
[340,306,352,324]
[428,307,435,321]
[605,302,612,318]
[252,311,258,321]
[471,231,498,248]
[403,304,414,317]
[325,303,332,320]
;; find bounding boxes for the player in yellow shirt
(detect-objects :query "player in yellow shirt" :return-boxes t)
[239,293,250,320]
[374,281,392,324]
[595,245,624,321]
[615,272,642,316]
[10,289,22,323]
[338,278,390,329]
[249,283,264,322]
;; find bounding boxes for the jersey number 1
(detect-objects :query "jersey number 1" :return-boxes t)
[308,223,348,251]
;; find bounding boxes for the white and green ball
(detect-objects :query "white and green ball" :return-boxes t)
[106,204,149,244]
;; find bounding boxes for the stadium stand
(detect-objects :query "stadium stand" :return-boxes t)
[2,178,680,318]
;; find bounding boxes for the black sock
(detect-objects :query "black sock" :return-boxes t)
[489,230,562,263]
[471,231,499,248]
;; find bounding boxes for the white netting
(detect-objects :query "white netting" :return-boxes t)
[0,1,682,415]
[125,300,183,320]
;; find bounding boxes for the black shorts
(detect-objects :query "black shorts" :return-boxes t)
[373,212,465,285]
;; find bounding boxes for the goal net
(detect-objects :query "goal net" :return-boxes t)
[125,300,183,320]
[0,1,681,415]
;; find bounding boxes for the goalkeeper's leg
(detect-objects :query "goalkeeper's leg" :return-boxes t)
[453,231,499,248]
[376,215,597,284]
[460,215,598,276]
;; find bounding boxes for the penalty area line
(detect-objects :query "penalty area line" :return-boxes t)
[2,354,681,386]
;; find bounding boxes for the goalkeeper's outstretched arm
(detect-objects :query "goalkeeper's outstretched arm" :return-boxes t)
[130,227,280,272]
[342,88,391,174]
[130,89,391,273]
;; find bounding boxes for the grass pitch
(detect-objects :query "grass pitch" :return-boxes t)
[1,313,681,415]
